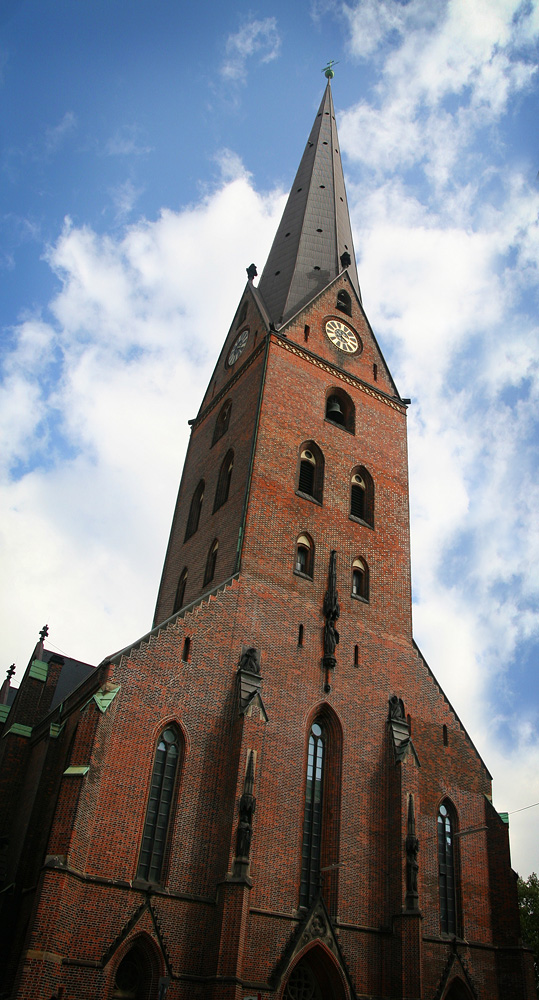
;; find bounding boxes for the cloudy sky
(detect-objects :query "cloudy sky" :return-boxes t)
[1,0,538,876]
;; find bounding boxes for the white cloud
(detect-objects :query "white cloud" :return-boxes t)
[1,166,284,672]
[44,111,77,154]
[105,125,152,157]
[338,0,539,875]
[221,17,281,82]
[341,0,538,191]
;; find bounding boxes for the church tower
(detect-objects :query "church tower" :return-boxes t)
[0,77,534,1000]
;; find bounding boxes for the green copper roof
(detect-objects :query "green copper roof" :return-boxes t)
[5,723,32,738]
[257,81,360,326]
[29,658,48,682]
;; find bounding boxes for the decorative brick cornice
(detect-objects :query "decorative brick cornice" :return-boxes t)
[274,336,406,413]
[193,339,267,428]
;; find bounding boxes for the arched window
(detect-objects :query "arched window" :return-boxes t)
[184,480,204,541]
[295,533,314,579]
[213,449,234,512]
[336,288,352,316]
[173,568,188,614]
[352,557,369,601]
[112,940,159,1000]
[350,466,374,527]
[236,300,248,327]
[325,387,355,433]
[438,800,458,934]
[212,400,232,445]
[297,441,324,504]
[300,720,326,907]
[203,539,219,586]
[137,727,181,884]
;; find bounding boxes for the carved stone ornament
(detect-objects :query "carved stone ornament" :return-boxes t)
[233,751,257,875]
[405,794,420,910]
[322,551,340,684]
[238,646,260,674]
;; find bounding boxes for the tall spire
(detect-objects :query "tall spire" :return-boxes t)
[257,81,360,327]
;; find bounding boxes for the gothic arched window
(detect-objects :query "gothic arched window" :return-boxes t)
[336,288,352,316]
[295,533,314,579]
[352,557,369,601]
[173,568,188,614]
[184,480,204,540]
[203,539,219,586]
[237,300,248,327]
[213,449,234,512]
[137,727,181,884]
[212,400,232,445]
[438,800,458,934]
[300,720,326,907]
[297,442,324,504]
[350,466,374,527]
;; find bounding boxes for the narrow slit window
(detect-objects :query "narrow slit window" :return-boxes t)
[203,540,219,586]
[438,802,458,934]
[184,480,204,541]
[212,400,232,445]
[213,450,234,512]
[173,569,188,614]
[298,624,304,647]
[354,644,359,666]
[300,720,325,907]
[182,636,191,662]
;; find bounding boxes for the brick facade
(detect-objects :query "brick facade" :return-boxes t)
[0,85,534,1000]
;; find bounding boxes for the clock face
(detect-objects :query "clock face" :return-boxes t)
[227,328,249,367]
[325,319,359,354]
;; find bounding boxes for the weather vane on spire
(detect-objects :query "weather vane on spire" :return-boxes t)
[322,60,339,79]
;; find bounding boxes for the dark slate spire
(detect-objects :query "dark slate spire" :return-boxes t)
[257,81,360,327]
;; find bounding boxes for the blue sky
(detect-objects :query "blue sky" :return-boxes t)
[1,0,539,875]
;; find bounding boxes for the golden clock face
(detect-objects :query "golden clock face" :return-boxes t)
[227,328,249,367]
[325,319,359,354]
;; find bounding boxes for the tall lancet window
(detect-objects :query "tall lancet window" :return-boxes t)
[438,801,458,934]
[137,727,181,884]
[300,720,326,907]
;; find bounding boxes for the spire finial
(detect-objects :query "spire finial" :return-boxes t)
[6,664,15,682]
[322,60,339,80]
[39,624,49,642]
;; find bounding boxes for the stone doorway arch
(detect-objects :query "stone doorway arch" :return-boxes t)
[282,943,348,1000]
[444,978,475,1000]
[110,935,161,1000]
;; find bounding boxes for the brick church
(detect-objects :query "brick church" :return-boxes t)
[0,77,535,1000]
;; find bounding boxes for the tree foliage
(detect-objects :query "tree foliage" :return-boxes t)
[518,872,539,995]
